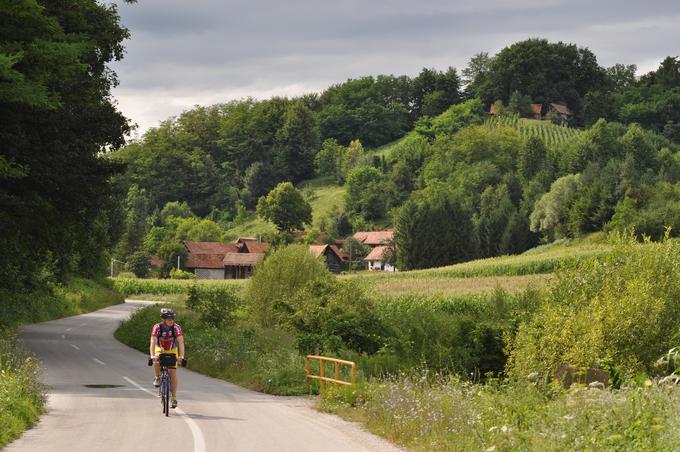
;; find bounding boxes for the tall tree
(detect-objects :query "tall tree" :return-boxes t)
[274,101,320,183]
[0,0,132,286]
[257,182,312,232]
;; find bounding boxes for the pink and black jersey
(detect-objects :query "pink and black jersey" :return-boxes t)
[151,322,183,350]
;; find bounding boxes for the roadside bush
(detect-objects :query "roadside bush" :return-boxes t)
[0,331,45,448]
[509,232,680,381]
[369,291,524,376]
[290,279,385,355]
[186,283,242,328]
[244,244,331,327]
[117,271,137,279]
[1,278,123,329]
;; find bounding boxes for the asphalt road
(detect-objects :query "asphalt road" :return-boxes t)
[7,301,400,452]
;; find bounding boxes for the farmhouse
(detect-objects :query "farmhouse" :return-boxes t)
[309,244,344,274]
[353,230,396,271]
[364,245,397,272]
[184,239,268,279]
[489,102,572,126]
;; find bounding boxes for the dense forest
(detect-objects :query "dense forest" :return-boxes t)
[110,39,680,273]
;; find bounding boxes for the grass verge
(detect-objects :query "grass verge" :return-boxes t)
[320,376,680,451]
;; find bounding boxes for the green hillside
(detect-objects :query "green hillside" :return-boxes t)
[348,233,608,296]
[223,176,347,238]
[486,114,582,148]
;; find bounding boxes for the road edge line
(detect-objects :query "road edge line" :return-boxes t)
[122,376,206,452]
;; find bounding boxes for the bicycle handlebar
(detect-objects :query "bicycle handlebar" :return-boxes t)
[147,357,187,367]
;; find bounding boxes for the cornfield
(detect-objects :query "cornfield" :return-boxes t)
[486,114,582,148]
[110,277,245,297]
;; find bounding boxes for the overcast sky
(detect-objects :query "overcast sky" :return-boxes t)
[110,0,680,136]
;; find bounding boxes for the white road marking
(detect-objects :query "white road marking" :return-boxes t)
[66,328,72,332]
[92,358,106,365]
[123,376,206,452]
[70,344,80,350]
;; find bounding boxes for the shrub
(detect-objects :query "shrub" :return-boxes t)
[290,279,385,355]
[169,268,196,279]
[509,232,680,381]
[186,283,242,328]
[0,331,45,448]
[117,271,137,279]
[244,244,331,327]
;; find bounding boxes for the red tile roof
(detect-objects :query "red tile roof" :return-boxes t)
[242,241,270,254]
[308,244,344,261]
[223,253,265,266]
[550,103,572,116]
[329,244,348,261]
[353,230,394,246]
[186,254,227,269]
[309,244,327,259]
[148,255,163,267]
[184,241,238,254]
[364,246,388,261]
[531,103,542,115]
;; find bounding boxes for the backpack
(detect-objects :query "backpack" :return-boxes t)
[156,323,177,349]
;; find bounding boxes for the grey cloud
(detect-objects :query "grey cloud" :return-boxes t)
[110,0,680,133]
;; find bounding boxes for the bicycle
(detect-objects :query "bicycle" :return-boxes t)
[147,353,187,416]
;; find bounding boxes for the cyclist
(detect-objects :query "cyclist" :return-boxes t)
[150,308,185,409]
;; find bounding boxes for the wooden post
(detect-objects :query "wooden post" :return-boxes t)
[351,363,356,385]
[335,361,340,382]
[305,356,310,393]
[319,359,325,396]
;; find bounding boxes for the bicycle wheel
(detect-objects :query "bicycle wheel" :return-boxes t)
[163,374,170,416]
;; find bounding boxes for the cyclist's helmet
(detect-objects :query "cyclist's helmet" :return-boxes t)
[160,308,176,320]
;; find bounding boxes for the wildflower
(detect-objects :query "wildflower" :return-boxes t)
[501,425,508,433]
[563,414,575,420]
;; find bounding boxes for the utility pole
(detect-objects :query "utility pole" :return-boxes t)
[349,241,352,274]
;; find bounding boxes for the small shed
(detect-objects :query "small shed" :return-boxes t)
[223,252,265,279]
[309,244,344,274]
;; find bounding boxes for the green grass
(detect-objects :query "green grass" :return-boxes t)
[223,213,276,240]
[351,234,608,283]
[301,176,346,227]
[321,375,680,451]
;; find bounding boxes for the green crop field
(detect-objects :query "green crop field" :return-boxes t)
[348,233,609,296]
[486,114,582,148]
[110,277,244,297]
